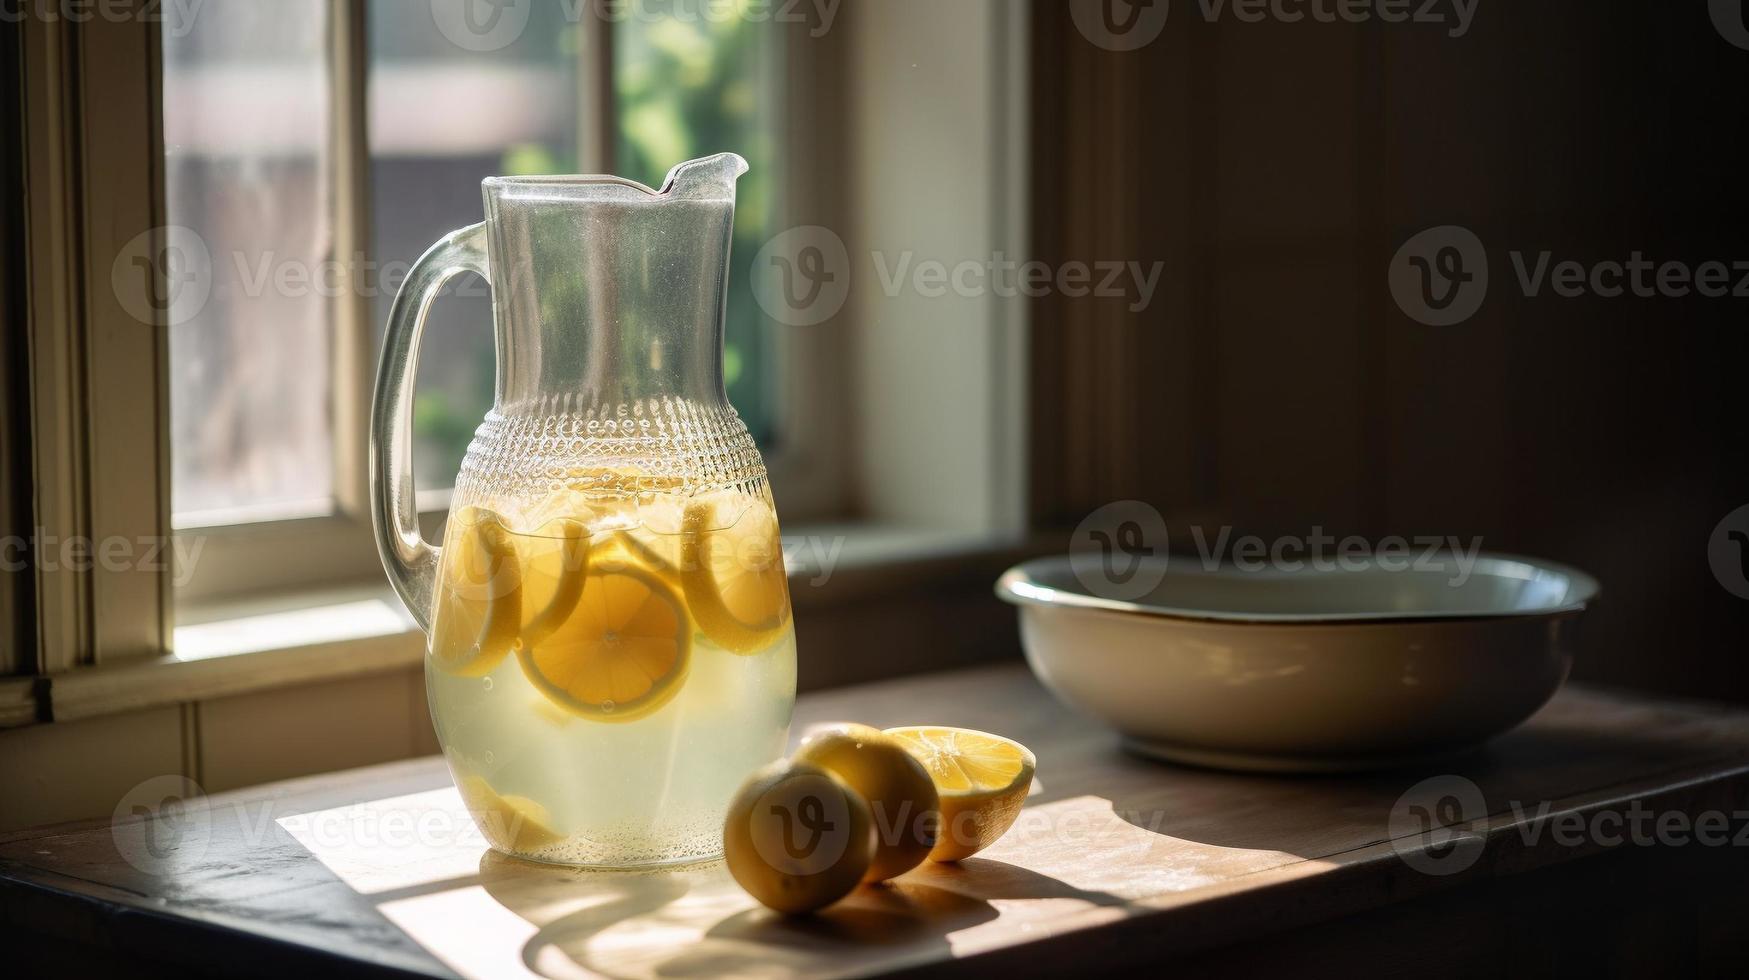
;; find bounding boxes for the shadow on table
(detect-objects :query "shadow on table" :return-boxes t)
[478,851,1123,979]
[1103,714,1749,857]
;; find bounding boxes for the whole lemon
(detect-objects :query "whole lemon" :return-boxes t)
[793,722,940,882]
[723,759,873,914]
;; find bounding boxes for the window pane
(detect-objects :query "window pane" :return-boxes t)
[165,0,333,524]
[614,10,777,445]
[368,3,580,493]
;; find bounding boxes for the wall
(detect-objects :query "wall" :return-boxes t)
[1029,1,1749,701]
[848,0,1029,535]
[0,665,437,831]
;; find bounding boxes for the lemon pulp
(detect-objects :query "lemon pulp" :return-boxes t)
[884,726,1035,861]
[517,562,691,723]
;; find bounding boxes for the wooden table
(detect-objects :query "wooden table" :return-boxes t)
[5,664,1749,978]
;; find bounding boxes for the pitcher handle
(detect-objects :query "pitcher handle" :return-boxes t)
[370,222,488,632]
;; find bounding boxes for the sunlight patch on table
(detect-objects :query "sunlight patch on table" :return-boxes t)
[276,786,487,895]
[378,885,550,980]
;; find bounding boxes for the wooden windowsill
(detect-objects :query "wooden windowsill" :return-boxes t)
[5,665,1749,975]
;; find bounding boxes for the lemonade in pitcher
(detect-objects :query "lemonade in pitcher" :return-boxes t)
[427,477,794,866]
[370,154,796,866]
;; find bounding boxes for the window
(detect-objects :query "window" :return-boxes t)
[613,12,779,445]
[366,3,580,493]
[7,0,1027,697]
[164,1,793,605]
[164,0,334,524]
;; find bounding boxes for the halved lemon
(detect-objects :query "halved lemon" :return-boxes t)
[519,518,590,648]
[429,508,522,677]
[679,495,791,654]
[884,726,1036,861]
[457,774,562,854]
[517,565,691,722]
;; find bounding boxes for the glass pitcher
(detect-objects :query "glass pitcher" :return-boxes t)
[370,153,796,868]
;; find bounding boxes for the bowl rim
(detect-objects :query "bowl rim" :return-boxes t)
[995,552,1601,626]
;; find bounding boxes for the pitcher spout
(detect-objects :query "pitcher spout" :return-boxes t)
[660,152,749,201]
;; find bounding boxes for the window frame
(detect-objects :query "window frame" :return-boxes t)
[11,1,171,671]
[172,0,849,610]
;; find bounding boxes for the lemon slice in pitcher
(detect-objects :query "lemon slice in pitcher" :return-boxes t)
[519,518,590,648]
[457,774,562,853]
[518,564,691,722]
[429,507,522,677]
[679,495,791,654]
[615,493,686,575]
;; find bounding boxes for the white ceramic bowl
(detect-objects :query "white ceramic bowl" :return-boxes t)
[996,554,1600,772]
